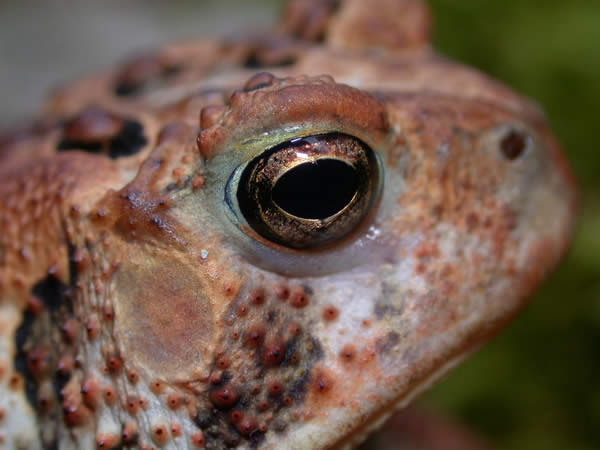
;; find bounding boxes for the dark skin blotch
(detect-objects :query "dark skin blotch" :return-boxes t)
[376,331,401,354]
[52,370,71,399]
[14,310,37,407]
[195,410,217,430]
[374,282,405,319]
[243,51,297,69]
[114,64,182,98]
[14,272,73,408]
[57,120,147,159]
[248,429,266,449]
[284,336,324,403]
[32,275,67,313]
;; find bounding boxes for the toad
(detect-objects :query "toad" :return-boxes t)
[0,0,576,449]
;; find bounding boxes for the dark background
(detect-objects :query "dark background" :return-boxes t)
[1,1,598,449]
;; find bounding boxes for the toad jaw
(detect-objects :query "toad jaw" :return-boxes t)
[15,74,570,449]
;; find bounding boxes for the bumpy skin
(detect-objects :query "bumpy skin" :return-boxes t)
[0,0,576,449]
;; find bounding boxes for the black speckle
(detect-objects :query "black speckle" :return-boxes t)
[195,410,216,430]
[248,428,266,448]
[114,64,182,98]
[243,51,297,69]
[14,310,37,407]
[105,120,147,158]
[374,302,405,319]
[32,275,67,313]
[218,371,232,387]
[272,419,287,433]
[223,432,241,447]
[376,331,401,354]
[57,119,147,159]
[67,243,78,291]
[114,82,139,98]
[164,182,179,193]
[302,285,314,295]
[374,283,404,319]
[284,336,324,402]
[15,274,72,408]
[53,370,71,398]
[286,368,312,403]
[266,310,277,323]
[281,337,298,368]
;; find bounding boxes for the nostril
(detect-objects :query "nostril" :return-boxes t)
[500,129,527,160]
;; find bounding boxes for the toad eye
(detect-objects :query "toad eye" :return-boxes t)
[233,133,381,249]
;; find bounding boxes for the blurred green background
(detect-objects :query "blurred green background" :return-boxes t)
[1,1,598,449]
[421,1,600,450]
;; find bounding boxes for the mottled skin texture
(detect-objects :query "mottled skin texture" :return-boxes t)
[0,0,576,449]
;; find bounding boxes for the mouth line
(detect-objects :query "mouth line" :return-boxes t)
[325,343,482,450]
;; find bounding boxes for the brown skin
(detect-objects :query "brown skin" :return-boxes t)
[0,0,576,449]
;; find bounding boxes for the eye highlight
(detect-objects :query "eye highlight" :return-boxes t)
[235,133,381,249]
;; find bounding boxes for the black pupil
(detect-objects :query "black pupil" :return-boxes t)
[272,159,358,220]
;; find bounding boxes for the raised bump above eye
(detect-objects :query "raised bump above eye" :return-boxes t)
[234,133,381,249]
